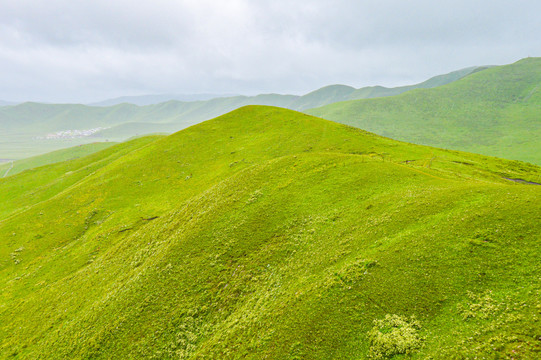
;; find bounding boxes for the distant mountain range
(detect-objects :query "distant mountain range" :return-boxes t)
[3,64,480,109]
[89,66,482,108]
[0,65,484,159]
[89,93,238,106]
[309,57,541,165]
[3,58,541,165]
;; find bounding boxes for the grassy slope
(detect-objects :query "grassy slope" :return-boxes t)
[0,106,540,359]
[0,66,481,160]
[0,136,162,220]
[0,142,117,178]
[309,58,541,165]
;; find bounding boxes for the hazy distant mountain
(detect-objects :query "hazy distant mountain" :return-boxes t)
[309,57,541,165]
[286,66,490,111]
[0,100,16,106]
[0,65,485,159]
[90,93,237,106]
[347,66,493,101]
[88,67,483,108]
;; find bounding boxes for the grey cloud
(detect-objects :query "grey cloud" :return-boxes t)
[0,0,193,48]
[0,0,539,103]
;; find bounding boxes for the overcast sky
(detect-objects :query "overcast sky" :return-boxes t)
[1,0,539,103]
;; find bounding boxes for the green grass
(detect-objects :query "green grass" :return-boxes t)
[0,142,117,178]
[308,57,541,165]
[0,106,540,359]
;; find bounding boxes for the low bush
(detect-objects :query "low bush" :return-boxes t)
[368,314,423,359]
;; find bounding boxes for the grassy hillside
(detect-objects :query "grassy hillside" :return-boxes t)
[0,66,481,160]
[1,106,540,359]
[0,142,117,178]
[309,58,541,165]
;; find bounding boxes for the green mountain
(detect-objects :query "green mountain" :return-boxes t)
[309,58,541,165]
[0,66,481,160]
[1,106,540,359]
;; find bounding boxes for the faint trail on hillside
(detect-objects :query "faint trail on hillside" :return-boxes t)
[2,161,13,178]
[392,161,447,181]
[503,177,541,185]
[522,85,539,102]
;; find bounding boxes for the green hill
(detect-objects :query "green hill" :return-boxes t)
[308,58,541,165]
[0,66,481,160]
[1,106,540,359]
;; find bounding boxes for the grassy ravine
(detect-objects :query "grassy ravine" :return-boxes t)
[1,106,540,359]
[309,57,541,165]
